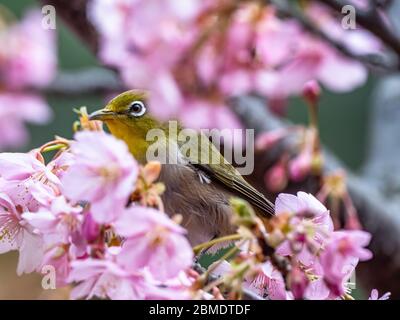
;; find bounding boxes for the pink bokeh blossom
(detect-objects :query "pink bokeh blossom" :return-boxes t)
[0,10,56,150]
[0,10,56,89]
[0,94,52,150]
[88,1,378,130]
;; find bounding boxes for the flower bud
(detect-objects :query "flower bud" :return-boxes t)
[289,151,312,182]
[142,161,162,184]
[230,197,257,228]
[302,80,321,106]
[264,162,288,193]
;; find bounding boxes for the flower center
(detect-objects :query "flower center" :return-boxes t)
[148,225,168,247]
[99,164,121,181]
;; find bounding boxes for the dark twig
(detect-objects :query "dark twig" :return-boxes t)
[46,68,124,96]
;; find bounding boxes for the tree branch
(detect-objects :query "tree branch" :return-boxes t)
[317,0,400,57]
[46,68,123,96]
[362,75,400,196]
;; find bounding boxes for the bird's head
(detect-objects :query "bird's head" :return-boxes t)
[89,89,159,127]
[89,89,162,162]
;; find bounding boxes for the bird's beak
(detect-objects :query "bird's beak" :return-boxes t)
[89,109,115,121]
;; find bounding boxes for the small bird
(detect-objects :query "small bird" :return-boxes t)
[89,90,274,246]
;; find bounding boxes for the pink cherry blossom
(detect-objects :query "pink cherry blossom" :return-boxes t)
[46,151,75,180]
[69,247,193,300]
[247,261,288,300]
[68,252,146,300]
[275,192,334,266]
[0,151,53,181]
[298,259,333,300]
[22,196,82,246]
[114,206,193,281]
[41,245,71,287]
[24,196,87,287]
[61,131,139,223]
[0,151,60,212]
[324,230,373,261]
[210,259,288,300]
[275,192,332,220]
[320,230,372,296]
[0,192,44,275]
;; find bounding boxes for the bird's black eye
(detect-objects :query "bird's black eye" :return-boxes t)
[129,101,146,117]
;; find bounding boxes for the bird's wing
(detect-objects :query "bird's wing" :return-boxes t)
[194,162,275,217]
[176,131,275,217]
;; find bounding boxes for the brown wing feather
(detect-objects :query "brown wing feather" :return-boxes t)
[177,131,274,217]
[193,162,275,217]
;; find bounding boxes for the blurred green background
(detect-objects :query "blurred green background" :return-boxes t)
[0,0,374,299]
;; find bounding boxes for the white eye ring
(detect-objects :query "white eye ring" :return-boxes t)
[129,101,146,117]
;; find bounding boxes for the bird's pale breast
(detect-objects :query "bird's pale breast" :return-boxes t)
[159,163,237,246]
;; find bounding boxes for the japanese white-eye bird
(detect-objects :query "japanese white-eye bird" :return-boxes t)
[89,90,274,246]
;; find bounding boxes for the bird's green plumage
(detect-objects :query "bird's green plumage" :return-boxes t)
[90,89,274,221]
